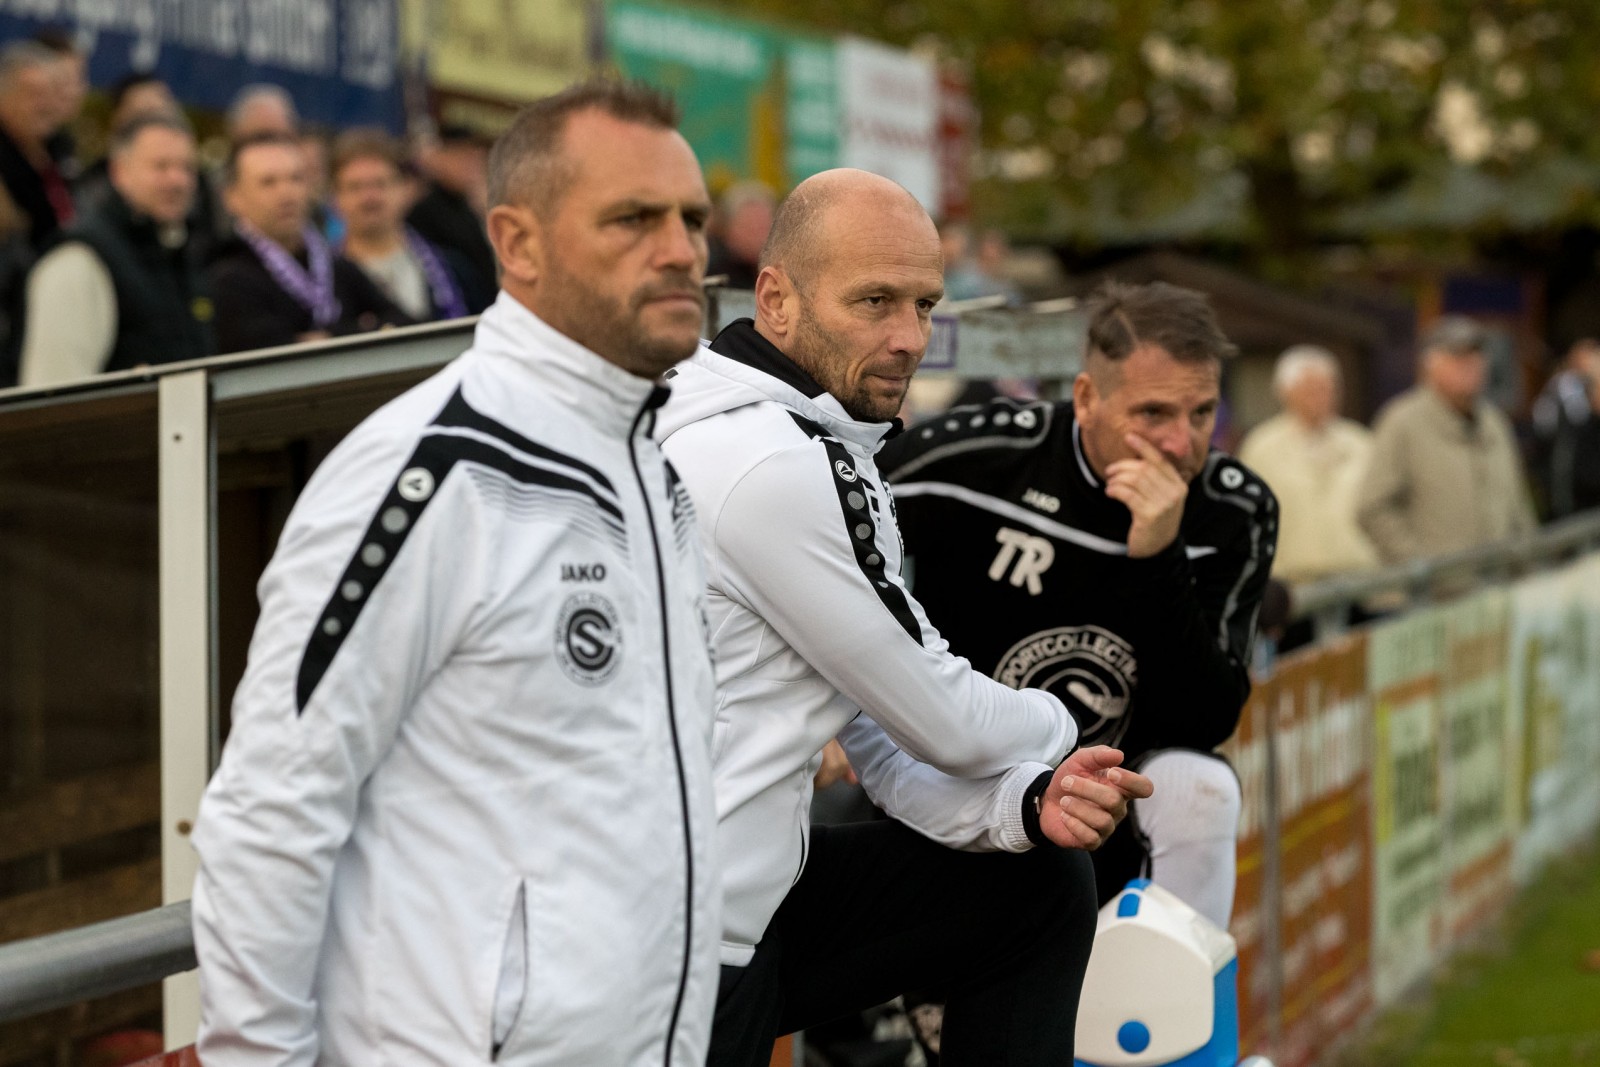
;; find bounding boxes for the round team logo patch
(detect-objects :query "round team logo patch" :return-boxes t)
[398,467,436,502]
[556,593,622,686]
[993,625,1137,746]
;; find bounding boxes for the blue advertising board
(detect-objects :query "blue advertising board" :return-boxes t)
[0,0,403,131]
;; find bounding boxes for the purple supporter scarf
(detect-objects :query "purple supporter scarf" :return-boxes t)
[237,221,342,329]
[406,227,469,320]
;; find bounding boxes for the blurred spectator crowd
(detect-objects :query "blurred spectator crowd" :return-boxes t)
[0,34,499,389]
[2,28,1594,575]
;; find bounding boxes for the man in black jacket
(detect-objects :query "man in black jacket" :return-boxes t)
[879,280,1277,928]
[18,114,213,386]
[209,132,409,354]
[0,40,77,382]
[407,124,496,307]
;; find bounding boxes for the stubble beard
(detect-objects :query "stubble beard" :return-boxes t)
[541,264,705,380]
[790,311,904,423]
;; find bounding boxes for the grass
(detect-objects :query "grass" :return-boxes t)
[1339,840,1600,1067]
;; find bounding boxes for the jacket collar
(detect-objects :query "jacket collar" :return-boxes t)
[711,318,828,399]
[97,189,188,250]
[473,291,662,438]
[1419,385,1486,440]
[705,318,901,450]
[1068,408,1102,489]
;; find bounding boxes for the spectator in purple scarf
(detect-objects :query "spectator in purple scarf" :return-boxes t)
[331,129,486,322]
[208,132,411,353]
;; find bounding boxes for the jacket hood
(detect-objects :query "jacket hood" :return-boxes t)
[655,319,900,452]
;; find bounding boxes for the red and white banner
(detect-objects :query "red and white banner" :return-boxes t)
[836,36,940,209]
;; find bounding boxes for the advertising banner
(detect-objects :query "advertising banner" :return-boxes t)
[1270,635,1373,1067]
[836,35,939,209]
[0,0,404,131]
[425,0,590,132]
[1367,608,1444,1006]
[1221,675,1274,1055]
[605,0,837,194]
[1439,589,1513,944]
[783,36,838,188]
[936,61,976,222]
[1506,558,1600,883]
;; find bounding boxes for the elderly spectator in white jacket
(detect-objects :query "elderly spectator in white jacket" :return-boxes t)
[1239,345,1378,586]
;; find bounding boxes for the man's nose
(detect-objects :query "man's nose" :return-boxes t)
[1154,423,1192,461]
[886,303,928,358]
[654,214,699,271]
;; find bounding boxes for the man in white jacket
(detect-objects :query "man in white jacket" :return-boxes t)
[656,169,1152,1065]
[191,80,723,1066]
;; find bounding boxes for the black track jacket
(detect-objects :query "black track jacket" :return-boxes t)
[879,397,1278,762]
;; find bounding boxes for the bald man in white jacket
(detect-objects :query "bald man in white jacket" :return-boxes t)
[657,169,1151,1066]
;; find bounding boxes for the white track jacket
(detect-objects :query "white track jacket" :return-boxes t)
[655,322,1078,966]
[192,294,721,1066]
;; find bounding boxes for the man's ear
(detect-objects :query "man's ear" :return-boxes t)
[754,265,799,340]
[1072,370,1096,420]
[486,203,543,288]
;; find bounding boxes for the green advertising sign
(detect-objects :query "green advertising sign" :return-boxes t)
[604,0,836,193]
[783,37,837,188]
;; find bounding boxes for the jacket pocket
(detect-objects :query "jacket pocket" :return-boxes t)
[711,718,731,763]
[490,880,529,1061]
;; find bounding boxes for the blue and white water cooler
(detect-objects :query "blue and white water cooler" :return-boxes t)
[1074,880,1247,1067]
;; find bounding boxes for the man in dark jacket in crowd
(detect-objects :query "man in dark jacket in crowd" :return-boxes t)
[18,114,213,386]
[208,132,409,353]
[331,129,490,319]
[0,40,76,382]
[1532,337,1600,519]
[0,41,75,253]
[406,123,496,304]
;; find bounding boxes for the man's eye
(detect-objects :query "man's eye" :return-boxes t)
[864,296,886,306]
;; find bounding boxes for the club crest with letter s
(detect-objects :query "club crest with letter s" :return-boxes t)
[556,592,622,685]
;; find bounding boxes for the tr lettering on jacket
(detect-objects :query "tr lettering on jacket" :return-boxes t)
[989,527,1055,595]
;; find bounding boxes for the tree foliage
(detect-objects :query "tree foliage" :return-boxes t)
[732,0,1600,251]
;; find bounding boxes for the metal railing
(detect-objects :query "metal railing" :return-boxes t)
[1293,509,1600,639]
[0,902,194,1025]
[4,517,1598,1025]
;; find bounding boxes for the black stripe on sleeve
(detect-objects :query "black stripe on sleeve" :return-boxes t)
[294,431,627,713]
[787,412,923,646]
[433,387,618,497]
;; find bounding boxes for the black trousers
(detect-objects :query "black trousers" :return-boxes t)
[709,819,1099,1066]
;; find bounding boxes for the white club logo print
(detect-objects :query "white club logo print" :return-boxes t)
[993,624,1137,747]
[834,459,859,483]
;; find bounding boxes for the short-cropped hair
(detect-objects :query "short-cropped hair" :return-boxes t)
[331,127,405,182]
[225,131,302,186]
[487,78,679,215]
[0,40,61,87]
[1085,280,1237,365]
[109,113,194,158]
